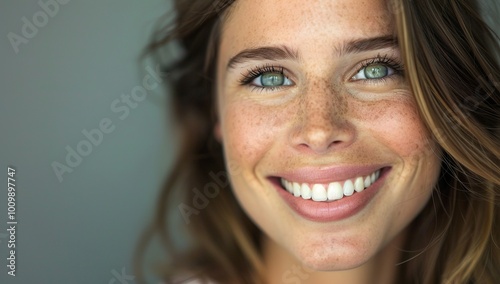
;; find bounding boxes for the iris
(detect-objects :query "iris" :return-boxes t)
[260,73,285,86]
[364,64,388,79]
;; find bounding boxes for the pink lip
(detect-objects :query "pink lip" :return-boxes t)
[270,166,390,222]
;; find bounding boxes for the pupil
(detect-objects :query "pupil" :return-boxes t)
[365,64,388,79]
[261,73,284,86]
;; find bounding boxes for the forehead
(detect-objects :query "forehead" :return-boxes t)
[220,0,394,56]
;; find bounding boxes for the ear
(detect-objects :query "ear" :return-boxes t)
[214,122,223,142]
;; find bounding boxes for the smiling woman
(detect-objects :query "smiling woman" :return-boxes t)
[135,0,500,283]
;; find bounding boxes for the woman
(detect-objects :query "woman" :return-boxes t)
[135,0,500,283]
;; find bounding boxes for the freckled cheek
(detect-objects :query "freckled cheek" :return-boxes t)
[222,102,284,165]
[351,99,431,157]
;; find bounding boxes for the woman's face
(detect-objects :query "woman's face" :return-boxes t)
[216,0,441,270]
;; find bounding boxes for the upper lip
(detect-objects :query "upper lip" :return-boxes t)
[270,164,388,184]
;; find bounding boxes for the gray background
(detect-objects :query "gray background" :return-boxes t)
[0,0,174,283]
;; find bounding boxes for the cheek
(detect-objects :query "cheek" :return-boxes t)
[349,95,432,158]
[350,95,440,219]
[219,100,291,226]
[221,101,279,166]
[349,95,441,200]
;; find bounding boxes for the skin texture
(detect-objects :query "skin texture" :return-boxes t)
[215,0,442,282]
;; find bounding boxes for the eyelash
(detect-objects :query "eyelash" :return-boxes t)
[238,55,405,90]
[239,64,287,89]
[352,55,405,82]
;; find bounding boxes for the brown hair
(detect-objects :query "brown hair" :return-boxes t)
[134,0,500,283]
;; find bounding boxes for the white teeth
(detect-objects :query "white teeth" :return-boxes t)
[280,169,382,202]
[354,177,364,192]
[343,179,354,196]
[311,184,327,201]
[293,182,301,197]
[282,179,290,193]
[364,176,371,188]
[301,183,312,199]
[327,182,343,200]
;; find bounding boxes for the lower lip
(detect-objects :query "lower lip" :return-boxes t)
[272,167,390,222]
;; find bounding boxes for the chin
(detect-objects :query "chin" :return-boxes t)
[298,254,370,272]
[289,237,376,272]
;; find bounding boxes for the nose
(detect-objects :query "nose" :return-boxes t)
[289,81,356,154]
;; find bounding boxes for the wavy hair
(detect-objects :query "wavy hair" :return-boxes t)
[134,0,500,283]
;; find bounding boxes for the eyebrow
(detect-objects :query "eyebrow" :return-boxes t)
[337,35,398,56]
[227,45,299,69]
[226,35,398,69]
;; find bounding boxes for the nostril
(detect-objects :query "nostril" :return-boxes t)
[289,117,356,154]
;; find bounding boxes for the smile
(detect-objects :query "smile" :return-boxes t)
[280,169,381,202]
[272,167,390,222]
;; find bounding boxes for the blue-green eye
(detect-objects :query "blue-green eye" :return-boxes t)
[240,65,294,89]
[352,63,395,80]
[253,72,293,87]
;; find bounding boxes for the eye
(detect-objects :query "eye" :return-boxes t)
[352,63,395,80]
[239,65,294,90]
[252,72,293,87]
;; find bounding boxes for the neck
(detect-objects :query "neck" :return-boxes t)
[262,230,407,284]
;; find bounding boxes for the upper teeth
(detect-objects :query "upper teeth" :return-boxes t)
[281,170,380,202]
